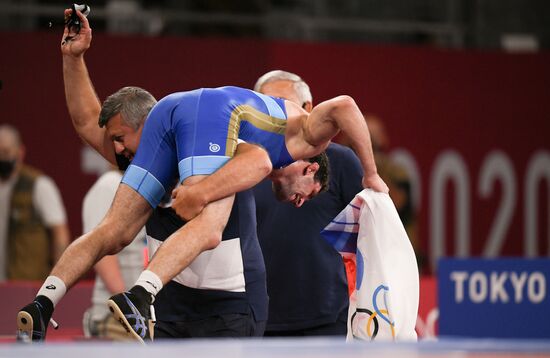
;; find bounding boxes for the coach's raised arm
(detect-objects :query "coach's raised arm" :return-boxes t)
[61,8,117,165]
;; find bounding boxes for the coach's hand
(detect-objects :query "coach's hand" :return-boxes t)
[60,8,92,57]
[171,184,207,221]
[363,173,389,194]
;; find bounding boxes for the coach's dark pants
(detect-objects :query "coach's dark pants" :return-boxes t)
[154,312,266,339]
[263,321,347,337]
[263,308,347,337]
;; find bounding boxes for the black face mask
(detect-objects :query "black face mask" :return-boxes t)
[0,159,16,180]
[115,153,131,171]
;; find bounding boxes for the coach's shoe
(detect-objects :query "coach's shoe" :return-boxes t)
[107,286,155,344]
[16,296,56,343]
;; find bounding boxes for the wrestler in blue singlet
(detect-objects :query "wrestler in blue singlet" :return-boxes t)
[121,86,294,208]
[120,86,279,337]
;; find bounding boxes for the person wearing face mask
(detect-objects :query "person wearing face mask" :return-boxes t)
[0,124,70,281]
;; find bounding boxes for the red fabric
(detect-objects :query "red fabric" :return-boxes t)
[343,256,356,296]
[143,247,149,268]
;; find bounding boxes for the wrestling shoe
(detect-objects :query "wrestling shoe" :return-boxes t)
[16,296,57,343]
[107,286,155,344]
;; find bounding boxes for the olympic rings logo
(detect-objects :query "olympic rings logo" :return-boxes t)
[350,284,396,340]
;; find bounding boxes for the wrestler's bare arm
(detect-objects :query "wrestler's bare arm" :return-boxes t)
[286,96,372,170]
[286,97,388,192]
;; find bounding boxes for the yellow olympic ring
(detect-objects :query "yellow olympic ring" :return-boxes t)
[365,309,395,339]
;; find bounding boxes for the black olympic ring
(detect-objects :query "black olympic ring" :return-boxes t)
[350,308,379,340]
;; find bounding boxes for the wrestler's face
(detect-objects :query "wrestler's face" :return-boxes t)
[106,113,143,161]
[271,161,322,208]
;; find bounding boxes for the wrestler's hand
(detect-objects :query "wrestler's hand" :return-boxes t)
[362,173,389,194]
[60,9,92,57]
[171,184,207,221]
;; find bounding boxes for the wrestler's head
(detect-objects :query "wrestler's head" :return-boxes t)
[99,86,157,162]
[270,153,330,207]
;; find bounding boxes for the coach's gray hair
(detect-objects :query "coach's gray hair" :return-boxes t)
[253,70,313,104]
[98,86,157,129]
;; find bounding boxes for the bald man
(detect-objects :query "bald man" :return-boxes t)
[253,71,363,337]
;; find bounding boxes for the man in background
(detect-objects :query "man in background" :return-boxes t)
[0,124,70,281]
[253,71,363,336]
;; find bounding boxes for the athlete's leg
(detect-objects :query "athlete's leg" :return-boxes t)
[146,175,234,284]
[16,185,152,342]
[107,176,234,343]
[51,185,152,287]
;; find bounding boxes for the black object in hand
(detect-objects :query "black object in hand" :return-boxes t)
[65,3,90,34]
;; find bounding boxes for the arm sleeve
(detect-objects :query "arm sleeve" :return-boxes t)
[33,176,68,226]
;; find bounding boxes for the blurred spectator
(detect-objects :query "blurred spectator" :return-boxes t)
[106,0,143,34]
[0,124,70,281]
[253,70,363,336]
[81,168,146,340]
[334,115,425,272]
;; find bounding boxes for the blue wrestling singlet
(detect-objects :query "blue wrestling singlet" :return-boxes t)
[121,86,295,208]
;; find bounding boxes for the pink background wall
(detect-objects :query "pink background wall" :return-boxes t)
[2,31,549,271]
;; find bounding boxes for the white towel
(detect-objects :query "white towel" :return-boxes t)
[322,189,419,341]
